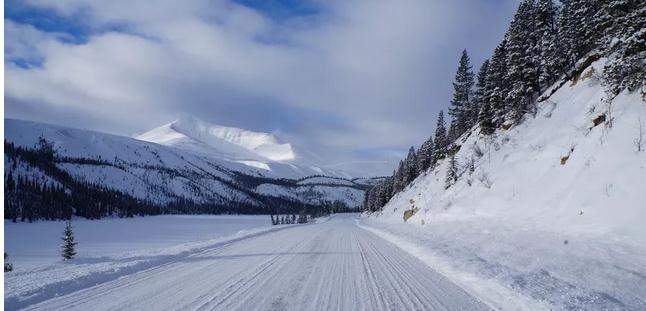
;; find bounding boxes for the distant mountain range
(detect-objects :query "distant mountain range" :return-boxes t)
[4,118,384,220]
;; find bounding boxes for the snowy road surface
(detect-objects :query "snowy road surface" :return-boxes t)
[21,214,488,311]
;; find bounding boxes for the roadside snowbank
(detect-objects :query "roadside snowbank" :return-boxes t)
[359,217,646,310]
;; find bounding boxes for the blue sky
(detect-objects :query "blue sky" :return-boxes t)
[5,0,519,174]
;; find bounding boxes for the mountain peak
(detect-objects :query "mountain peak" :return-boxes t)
[137,116,296,162]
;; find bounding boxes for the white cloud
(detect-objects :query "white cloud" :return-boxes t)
[5,0,519,174]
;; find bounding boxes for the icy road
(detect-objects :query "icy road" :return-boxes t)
[23,214,488,311]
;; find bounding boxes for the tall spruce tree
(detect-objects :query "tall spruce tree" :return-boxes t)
[433,111,448,161]
[449,49,476,136]
[487,40,509,126]
[61,219,77,260]
[505,0,539,123]
[473,59,490,125]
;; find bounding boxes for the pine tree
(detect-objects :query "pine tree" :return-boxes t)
[447,121,459,144]
[380,177,393,208]
[445,155,459,189]
[433,111,448,161]
[61,219,77,260]
[600,1,645,97]
[391,161,405,195]
[363,188,371,212]
[472,59,490,126]
[487,40,509,126]
[479,100,496,135]
[505,0,539,123]
[558,0,602,69]
[5,252,13,272]
[448,49,476,136]
[403,147,419,185]
[417,137,434,173]
[534,0,563,89]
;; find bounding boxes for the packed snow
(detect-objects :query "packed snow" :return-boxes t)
[5,214,489,311]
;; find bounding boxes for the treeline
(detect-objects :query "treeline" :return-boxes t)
[4,140,347,221]
[365,0,644,213]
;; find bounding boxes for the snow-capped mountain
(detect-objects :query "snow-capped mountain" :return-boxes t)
[4,119,376,218]
[136,116,296,162]
[135,116,351,178]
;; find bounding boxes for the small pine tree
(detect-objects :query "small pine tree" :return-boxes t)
[445,155,459,189]
[5,252,13,272]
[61,219,77,260]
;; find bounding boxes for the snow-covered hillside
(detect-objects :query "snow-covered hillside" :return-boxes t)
[4,119,368,214]
[375,59,646,240]
[363,59,646,310]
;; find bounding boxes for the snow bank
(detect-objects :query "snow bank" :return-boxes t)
[360,218,646,310]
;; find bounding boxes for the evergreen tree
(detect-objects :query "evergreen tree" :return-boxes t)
[362,189,371,212]
[61,219,77,260]
[472,59,490,126]
[445,155,459,189]
[448,49,476,136]
[534,0,563,89]
[447,121,459,144]
[4,252,13,273]
[391,162,405,195]
[487,40,509,126]
[558,0,602,69]
[505,0,539,123]
[380,177,394,207]
[402,147,419,185]
[600,1,645,96]
[433,111,448,161]
[368,185,379,212]
[417,137,434,173]
[479,100,496,135]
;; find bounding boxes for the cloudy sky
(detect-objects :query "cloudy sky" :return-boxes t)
[5,0,519,174]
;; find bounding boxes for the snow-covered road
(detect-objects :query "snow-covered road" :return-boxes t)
[21,214,487,311]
